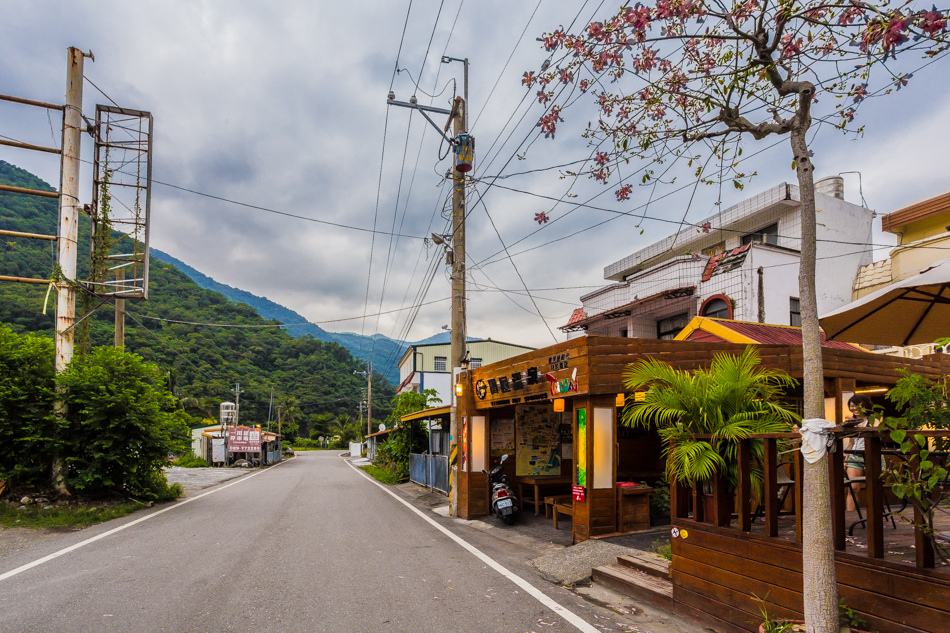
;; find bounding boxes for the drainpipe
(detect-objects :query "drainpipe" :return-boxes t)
[757,266,766,323]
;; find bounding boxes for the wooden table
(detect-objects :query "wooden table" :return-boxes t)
[515,475,572,516]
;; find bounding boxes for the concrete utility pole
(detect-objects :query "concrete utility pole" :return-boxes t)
[234,382,242,426]
[449,96,467,518]
[55,47,87,372]
[367,362,373,441]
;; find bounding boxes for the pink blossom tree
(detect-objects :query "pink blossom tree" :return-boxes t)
[529,2,949,631]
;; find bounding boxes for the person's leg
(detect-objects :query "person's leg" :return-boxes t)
[846,464,865,511]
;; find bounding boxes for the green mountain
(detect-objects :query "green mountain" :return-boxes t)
[0,160,394,437]
[150,249,408,383]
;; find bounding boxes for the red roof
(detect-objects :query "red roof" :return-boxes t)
[701,244,752,282]
[564,308,587,327]
[694,319,863,350]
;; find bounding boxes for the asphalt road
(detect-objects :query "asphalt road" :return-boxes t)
[0,452,659,633]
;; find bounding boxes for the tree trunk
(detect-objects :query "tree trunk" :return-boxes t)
[791,126,838,633]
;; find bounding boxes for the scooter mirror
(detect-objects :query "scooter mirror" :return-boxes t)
[500,454,508,462]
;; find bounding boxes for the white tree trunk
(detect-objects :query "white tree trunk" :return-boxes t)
[791,127,839,633]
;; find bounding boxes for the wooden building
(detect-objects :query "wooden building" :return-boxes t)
[456,335,950,631]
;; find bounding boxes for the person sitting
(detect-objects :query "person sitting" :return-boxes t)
[844,394,875,511]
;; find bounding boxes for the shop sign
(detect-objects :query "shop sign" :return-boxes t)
[227,426,261,453]
[473,350,573,400]
[547,368,578,396]
[572,484,586,503]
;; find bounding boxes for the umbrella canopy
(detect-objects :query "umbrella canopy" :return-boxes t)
[820,258,950,346]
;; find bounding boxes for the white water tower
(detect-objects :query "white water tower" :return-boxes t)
[220,402,236,427]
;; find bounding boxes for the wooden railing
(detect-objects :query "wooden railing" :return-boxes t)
[670,430,950,570]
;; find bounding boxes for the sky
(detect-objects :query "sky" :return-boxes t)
[2,0,948,351]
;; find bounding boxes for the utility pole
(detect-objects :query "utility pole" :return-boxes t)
[449,96,467,518]
[387,57,470,516]
[267,389,274,432]
[366,362,373,441]
[234,382,243,427]
[55,47,87,372]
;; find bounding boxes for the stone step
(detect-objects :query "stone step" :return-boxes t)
[616,553,670,580]
[591,563,673,611]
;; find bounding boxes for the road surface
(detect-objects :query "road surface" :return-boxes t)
[0,452,692,632]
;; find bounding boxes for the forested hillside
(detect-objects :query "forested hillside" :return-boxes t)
[151,248,408,383]
[0,160,393,438]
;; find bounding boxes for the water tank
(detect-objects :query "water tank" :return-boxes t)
[220,401,236,426]
[815,176,844,199]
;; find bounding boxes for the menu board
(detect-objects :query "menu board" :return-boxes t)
[490,418,514,457]
[515,404,561,476]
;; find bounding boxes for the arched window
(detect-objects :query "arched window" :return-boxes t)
[701,296,731,319]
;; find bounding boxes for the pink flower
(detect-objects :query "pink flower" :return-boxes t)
[537,106,562,137]
[522,71,536,88]
[615,184,632,201]
[634,48,658,73]
[587,21,607,42]
[537,90,551,104]
[579,79,591,92]
[559,69,573,84]
[917,11,948,36]
[535,212,549,224]
[539,75,551,87]
[842,109,855,122]
[851,84,868,102]
[701,221,711,234]
[780,34,802,58]
[595,152,609,165]
[593,168,608,182]
[839,6,865,26]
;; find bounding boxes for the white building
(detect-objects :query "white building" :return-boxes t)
[397,339,536,404]
[562,178,875,339]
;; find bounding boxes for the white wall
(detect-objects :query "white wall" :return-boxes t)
[419,371,452,406]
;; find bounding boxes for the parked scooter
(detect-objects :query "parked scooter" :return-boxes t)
[486,454,519,525]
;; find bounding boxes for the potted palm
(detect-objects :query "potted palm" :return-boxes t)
[622,346,799,524]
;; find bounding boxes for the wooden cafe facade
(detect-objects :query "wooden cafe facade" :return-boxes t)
[454,335,950,632]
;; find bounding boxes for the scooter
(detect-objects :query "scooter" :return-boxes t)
[486,454,519,525]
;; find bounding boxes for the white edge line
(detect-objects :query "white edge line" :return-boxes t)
[0,459,291,583]
[344,458,600,633]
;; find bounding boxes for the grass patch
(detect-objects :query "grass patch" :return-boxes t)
[0,500,147,530]
[652,537,672,561]
[360,464,400,485]
[173,454,210,468]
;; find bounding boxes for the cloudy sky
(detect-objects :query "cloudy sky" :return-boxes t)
[2,1,948,350]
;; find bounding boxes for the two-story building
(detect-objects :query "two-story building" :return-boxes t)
[396,339,536,404]
[851,189,950,357]
[561,177,875,340]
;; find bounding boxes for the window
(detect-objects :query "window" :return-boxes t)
[702,298,730,319]
[741,223,779,246]
[701,242,725,257]
[619,328,628,338]
[434,356,447,372]
[657,312,690,340]
[790,298,801,327]
[470,358,482,369]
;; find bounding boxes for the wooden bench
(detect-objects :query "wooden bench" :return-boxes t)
[552,501,574,530]
[544,494,573,519]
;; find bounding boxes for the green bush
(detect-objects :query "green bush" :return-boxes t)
[174,453,210,468]
[0,326,57,485]
[58,346,191,498]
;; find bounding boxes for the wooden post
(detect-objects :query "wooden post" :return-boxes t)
[738,438,752,532]
[794,450,804,544]
[865,434,884,558]
[692,479,703,523]
[914,505,935,569]
[829,436,846,550]
[764,438,779,537]
[712,470,730,527]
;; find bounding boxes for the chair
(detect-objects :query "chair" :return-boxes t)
[751,460,795,523]
[845,456,904,535]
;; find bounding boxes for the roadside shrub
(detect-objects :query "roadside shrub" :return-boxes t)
[0,326,57,485]
[58,346,191,498]
[174,453,210,468]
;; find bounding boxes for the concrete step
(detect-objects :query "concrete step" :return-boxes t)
[616,552,670,580]
[591,563,673,611]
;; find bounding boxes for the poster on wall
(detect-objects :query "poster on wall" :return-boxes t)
[515,404,561,476]
[490,418,515,457]
[576,409,587,487]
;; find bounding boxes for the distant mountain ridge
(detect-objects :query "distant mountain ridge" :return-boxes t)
[150,249,454,383]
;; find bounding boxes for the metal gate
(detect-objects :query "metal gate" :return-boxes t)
[409,453,449,495]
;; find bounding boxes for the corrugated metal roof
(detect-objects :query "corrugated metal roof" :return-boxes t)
[713,319,863,350]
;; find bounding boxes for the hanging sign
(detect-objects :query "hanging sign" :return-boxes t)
[227,426,261,453]
[572,485,586,503]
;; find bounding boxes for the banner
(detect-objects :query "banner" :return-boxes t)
[227,426,261,453]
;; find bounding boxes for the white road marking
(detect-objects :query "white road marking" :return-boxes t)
[345,459,600,633]
[0,459,290,583]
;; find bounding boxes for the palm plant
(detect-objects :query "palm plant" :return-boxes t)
[622,346,799,491]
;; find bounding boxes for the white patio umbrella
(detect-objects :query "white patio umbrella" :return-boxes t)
[820,258,950,346]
